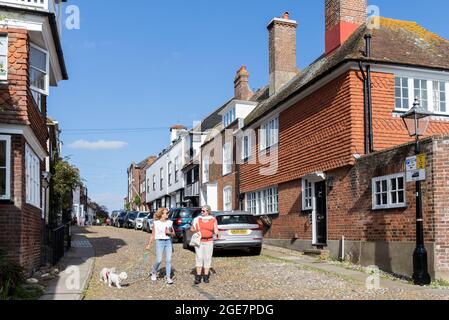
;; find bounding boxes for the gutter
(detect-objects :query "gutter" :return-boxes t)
[0,4,68,80]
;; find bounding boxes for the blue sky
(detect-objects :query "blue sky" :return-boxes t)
[48,0,449,211]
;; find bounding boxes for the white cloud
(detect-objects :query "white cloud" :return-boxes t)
[68,140,128,151]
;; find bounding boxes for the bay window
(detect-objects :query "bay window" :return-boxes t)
[395,77,409,110]
[260,117,279,151]
[245,187,278,216]
[432,81,446,113]
[0,135,11,200]
[0,35,8,81]
[372,173,406,210]
[414,79,428,110]
[25,144,41,208]
[29,44,49,111]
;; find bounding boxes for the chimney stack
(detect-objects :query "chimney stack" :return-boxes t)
[170,125,187,144]
[267,12,298,96]
[234,65,253,101]
[325,0,367,55]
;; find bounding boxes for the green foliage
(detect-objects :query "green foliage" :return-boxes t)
[133,195,141,207]
[50,158,82,224]
[0,250,26,300]
[125,202,131,211]
[13,285,44,300]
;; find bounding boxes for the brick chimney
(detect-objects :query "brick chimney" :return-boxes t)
[267,12,298,96]
[325,0,367,55]
[234,65,253,101]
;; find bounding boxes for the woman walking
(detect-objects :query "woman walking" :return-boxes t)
[191,205,219,285]
[146,208,175,285]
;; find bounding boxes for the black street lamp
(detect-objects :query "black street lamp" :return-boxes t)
[401,98,432,286]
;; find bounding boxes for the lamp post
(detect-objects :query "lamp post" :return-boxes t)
[401,98,432,286]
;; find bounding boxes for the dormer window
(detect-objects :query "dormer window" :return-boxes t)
[223,107,236,127]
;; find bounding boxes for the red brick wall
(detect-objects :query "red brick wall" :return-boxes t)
[201,123,239,211]
[0,135,42,273]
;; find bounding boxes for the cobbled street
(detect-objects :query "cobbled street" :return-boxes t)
[81,226,449,300]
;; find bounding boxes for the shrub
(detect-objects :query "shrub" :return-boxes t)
[0,249,26,300]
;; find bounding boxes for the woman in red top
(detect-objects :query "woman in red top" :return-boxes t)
[191,205,218,285]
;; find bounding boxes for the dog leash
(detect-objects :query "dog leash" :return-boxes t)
[123,249,153,286]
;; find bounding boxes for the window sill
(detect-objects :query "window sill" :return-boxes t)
[372,204,407,211]
[259,144,279,156]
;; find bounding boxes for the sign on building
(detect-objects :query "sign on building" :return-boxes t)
[406,154,426,183]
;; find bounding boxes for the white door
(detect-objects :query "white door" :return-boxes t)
[207,183,218,211]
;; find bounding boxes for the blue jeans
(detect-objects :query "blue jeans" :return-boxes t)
[151,239,172,279]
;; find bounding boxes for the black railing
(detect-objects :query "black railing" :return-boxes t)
[49,223,71,265]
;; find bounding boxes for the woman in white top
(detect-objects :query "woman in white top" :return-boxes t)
[146,208,175,285]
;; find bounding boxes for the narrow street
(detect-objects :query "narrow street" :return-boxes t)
[81,226,449,300]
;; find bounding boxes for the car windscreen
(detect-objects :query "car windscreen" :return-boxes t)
[216,215,258,225]
[138,212,147,218]
[128,213,137,219]
[119,212,127,217]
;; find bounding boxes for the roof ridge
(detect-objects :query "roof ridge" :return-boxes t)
[380,16,448,43]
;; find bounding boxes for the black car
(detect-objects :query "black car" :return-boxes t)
[168,207,202,242]
[116,211,127,228]
[124,212,138,229]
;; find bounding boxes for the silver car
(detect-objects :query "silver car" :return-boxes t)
[183,211,264,255]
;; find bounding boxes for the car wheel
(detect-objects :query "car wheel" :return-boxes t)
[249,247,262,256]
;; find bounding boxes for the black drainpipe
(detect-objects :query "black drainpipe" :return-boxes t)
[358,33,374,154]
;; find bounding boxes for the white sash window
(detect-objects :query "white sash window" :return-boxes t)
[0,135,11,200]
[25,144,41,208]
[0,35,8,81]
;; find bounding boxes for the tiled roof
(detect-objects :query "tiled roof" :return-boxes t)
[244,17,449,127]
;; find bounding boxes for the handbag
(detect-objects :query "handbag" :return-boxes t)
[190,220,202,248]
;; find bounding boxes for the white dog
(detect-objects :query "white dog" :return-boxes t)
[99,268,116,284]
[108,271,128,289]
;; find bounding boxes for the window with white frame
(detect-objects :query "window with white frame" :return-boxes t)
[152,175,156,191]
[147,178,150,193]
[0,35,8,81]
[372,173,406,210]
[25,144,41,208]
[242,135,251,161]
[260,117,279,151]
[432,81,446,113]
[223,107,236,128]
[174,157,180,183]
[29,44,49,111]
[302,179,314,211]
[160,168,164,190]
[223,143,232,175]
[203,156,209,183]
[245,187,278,216]
[395,77,409,110]
[168,161,173,186]
[414,79,428,110]
[0,135,11,200]
[223,187,232,211]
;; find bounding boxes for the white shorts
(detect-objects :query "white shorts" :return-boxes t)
[195,241,214,269]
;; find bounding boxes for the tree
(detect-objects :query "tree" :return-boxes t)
[50,158,82,226]
[133,195,141,208]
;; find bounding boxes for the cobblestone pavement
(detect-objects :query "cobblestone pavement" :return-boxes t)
[82,226,449,300]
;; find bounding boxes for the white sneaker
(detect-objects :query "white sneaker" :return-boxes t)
[167,278,174,285]
[151,273,157,281]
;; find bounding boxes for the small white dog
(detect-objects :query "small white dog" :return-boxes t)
[99,268,116,284]
[108,271,128,289]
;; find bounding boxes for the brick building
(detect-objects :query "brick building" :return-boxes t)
[0,0,68,273]
[127,156,156,211]
[236,1,449,280]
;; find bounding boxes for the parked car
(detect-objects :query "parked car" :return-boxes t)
[124,211,138,229]
[142,212,155,233]
[135,212,149,230]
[111,210,124,227]
[116,211,128,228]
[183,211,264,255]
[168,207,202,242]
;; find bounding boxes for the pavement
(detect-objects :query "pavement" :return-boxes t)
[39,228,95,301]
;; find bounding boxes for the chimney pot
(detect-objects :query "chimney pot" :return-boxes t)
[283,12,290,19]
[234,65,253,101]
